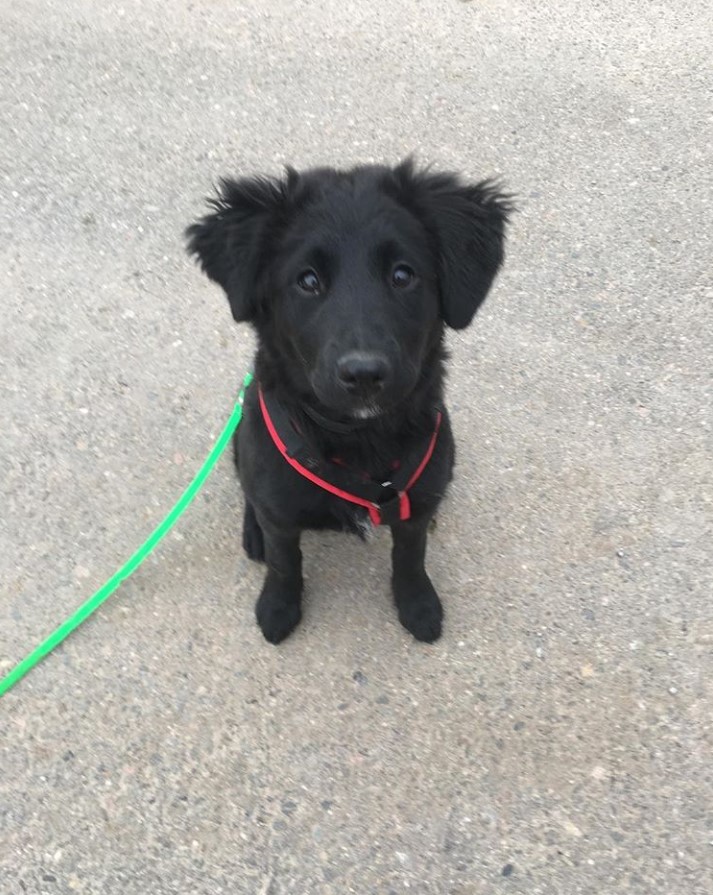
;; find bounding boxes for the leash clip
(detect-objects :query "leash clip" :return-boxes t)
[370,490,410,526]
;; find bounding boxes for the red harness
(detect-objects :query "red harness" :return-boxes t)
[258,386,442,526]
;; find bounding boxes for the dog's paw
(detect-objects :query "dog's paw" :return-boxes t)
[394,578,443,643]
[242,504,265,562]
[255,581,302,644]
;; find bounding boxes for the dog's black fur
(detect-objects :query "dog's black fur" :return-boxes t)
[187,160,511,644]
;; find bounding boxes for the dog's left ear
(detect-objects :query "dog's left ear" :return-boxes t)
[393,161,513,329]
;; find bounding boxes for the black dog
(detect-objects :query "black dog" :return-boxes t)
[187,160,511,644]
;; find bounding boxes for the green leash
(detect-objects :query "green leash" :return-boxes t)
[0,371,253,699]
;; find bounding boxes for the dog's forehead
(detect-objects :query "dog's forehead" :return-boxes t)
[288,172,426,248]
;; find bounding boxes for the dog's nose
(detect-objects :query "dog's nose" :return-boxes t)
[337,352,389,393]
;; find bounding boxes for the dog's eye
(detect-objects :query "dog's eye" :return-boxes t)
[297,269,322,295]
[392,264,416,289]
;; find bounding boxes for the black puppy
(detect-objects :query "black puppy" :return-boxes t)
[187,160,511,644]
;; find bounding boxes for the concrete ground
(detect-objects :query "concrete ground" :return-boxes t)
[1,0,711,892]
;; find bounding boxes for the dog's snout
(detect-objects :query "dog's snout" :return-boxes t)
[337,352,390,393]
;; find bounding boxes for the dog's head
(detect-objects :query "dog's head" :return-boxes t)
[187,160,512,419]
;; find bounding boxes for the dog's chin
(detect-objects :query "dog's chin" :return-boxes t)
[311,383,385,422]
[351,405,382,420]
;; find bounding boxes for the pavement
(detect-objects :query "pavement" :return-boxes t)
[1,0,711,892]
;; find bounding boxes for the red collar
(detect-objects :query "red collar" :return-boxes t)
[258,386,442,526]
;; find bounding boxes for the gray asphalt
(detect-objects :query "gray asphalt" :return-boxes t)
[1,1,712,893]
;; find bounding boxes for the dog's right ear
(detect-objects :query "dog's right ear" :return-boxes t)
[185,173,294,322]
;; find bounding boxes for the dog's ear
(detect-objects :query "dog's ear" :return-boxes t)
[393,160,513,330]
[185,172,295,322]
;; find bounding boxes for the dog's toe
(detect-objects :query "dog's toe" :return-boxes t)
[395,578,443,643]
[399,602,443,643]
[256,585,302,644]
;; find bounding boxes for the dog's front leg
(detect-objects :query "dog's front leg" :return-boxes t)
[254,515,303,644]
[390,516,443,643]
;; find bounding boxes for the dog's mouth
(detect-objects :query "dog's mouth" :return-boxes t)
[308,373,388,426]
